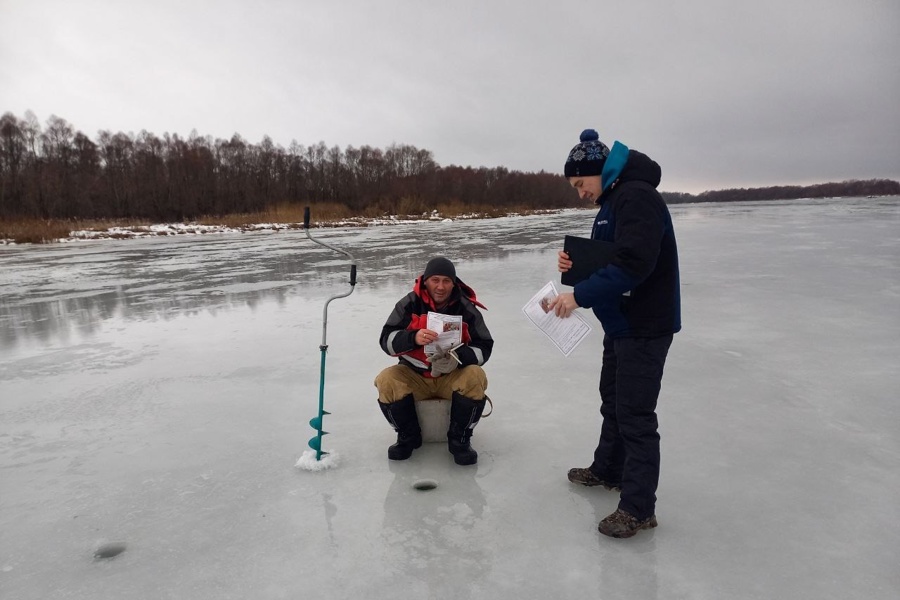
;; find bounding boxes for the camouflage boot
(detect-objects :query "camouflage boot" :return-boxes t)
[598,509,658,539]
[567,468,622,491]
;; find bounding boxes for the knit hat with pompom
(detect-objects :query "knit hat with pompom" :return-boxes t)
[564,129,610,177]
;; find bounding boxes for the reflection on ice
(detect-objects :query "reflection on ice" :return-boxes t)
[0,211,581,350]
[381,451,491,598]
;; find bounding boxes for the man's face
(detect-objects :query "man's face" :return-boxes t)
[569,175,603,203]
[424,275,455,305]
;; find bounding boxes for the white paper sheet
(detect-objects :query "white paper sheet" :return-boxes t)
[425,311,463,355]
[521,281,592,357]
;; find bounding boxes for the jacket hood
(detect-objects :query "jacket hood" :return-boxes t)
[615,149,662,189]
[595,145,662,204]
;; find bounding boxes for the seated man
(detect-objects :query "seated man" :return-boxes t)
[375,256,493,465]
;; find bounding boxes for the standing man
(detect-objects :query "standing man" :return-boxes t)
[549,129,681,538]
[375,256,493,465]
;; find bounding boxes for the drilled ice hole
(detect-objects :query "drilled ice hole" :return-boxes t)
[412,479,438,491]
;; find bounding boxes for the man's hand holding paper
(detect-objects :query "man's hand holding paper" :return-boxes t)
[521,281,592,357]
[548,292,579,318]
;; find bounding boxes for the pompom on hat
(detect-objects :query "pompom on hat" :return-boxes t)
[564,129,610,178]
[422,256,456,281]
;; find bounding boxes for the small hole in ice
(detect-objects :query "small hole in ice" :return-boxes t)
[412,479,438,491]
[94,542,127,559]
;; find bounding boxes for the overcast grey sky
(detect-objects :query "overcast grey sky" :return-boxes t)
[1,0,898,194]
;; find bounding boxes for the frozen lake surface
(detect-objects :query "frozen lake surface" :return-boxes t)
[2,197,899,599]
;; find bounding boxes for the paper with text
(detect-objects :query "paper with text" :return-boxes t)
[425,311,463,355]
[522,281,592,357]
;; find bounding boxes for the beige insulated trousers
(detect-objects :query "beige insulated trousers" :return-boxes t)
[374,364,487,404]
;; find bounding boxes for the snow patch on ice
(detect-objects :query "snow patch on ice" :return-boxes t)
[294,449,341,471]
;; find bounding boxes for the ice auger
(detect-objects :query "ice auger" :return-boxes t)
[303,207,357,460]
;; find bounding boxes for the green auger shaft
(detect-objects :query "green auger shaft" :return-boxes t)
[303,206,356,461]
[308,345,330,460]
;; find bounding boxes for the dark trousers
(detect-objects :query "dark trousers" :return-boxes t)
[590,334,673,520]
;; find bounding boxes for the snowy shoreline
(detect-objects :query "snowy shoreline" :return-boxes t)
[1,209,567,245]
[5,195,895,246]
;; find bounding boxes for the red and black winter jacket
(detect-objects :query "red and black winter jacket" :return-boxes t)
[379,276,493,378]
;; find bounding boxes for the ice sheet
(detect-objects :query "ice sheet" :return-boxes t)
[2,198,899,599]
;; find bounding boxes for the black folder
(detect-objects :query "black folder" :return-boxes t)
[561,235,617,286]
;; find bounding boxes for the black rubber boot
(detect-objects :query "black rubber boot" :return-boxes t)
[378,394,422,460]
[447,392,486,466]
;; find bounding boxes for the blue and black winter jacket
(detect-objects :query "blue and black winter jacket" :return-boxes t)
[573,147,682,338]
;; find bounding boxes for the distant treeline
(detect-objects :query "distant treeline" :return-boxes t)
[0,111,576,222]
[660,179,900,204]
[1,111,897,223]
